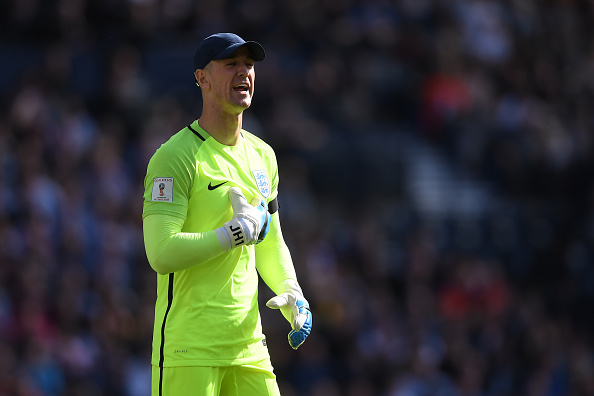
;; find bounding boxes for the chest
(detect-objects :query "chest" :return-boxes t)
[184,145,272,230]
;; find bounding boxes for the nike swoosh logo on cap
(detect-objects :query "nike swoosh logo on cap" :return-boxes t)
[208,181,228,190]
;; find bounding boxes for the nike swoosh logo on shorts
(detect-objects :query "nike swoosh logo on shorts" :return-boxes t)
[208,181,228,190]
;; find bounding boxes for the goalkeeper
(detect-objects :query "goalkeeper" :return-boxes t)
[142,32,312,396]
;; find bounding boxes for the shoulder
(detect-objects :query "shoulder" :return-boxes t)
[241,130,276,157]
[151,125,204,159]
[147,125,204,175]
[157,125,202,153]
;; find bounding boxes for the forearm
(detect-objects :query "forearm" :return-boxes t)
[143,213,225,274]
[255,214,298,294]
[259,213,312,349]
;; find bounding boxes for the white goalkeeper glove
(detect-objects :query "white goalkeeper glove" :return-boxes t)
[215,187,271,251]
[266,280,312,350]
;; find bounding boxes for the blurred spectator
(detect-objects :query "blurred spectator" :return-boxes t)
[1,0,594,395]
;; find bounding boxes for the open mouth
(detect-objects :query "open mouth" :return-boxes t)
[233,83,249,93]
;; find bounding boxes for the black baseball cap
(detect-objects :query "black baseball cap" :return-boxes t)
[193,33,266,71]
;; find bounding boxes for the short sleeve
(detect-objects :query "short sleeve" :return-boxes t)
[142,144,195,220]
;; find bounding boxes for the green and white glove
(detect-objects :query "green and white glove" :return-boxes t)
[266,280,312,350]
[215,187,271,251]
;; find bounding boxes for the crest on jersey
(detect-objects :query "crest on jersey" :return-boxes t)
[252,170,270,198]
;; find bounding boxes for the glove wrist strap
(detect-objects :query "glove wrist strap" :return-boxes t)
[216,218,251,250]
[277,279,304,300]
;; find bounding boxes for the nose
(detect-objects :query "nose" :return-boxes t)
[237,61,249,76]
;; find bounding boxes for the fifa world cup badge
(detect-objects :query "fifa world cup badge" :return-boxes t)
[252,170,270,198]
[152,177,174,202]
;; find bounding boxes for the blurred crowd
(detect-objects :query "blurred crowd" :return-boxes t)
[1,0,594,395]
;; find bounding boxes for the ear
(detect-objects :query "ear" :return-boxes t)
[195,69,210,89]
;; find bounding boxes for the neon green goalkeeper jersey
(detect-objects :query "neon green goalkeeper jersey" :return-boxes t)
[142,120,278,367]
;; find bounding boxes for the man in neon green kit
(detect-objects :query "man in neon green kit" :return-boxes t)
[142,33,312,395]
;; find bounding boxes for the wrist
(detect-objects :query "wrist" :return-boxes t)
[216,217,258,251]
[215,226,232,251]
[277,279,304,300]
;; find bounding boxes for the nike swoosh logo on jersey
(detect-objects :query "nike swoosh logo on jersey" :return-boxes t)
[208,181,228,190]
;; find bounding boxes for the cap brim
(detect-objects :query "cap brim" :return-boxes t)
[212,41,265,62]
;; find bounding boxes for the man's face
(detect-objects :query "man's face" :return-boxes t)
[203,47,256,115]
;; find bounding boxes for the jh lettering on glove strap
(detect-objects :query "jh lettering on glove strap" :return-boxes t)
[229,224,244,245]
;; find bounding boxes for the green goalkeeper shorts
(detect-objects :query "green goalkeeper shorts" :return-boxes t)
[152,359,281,396]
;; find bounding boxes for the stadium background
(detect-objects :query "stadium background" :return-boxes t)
[1,0,594,395]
